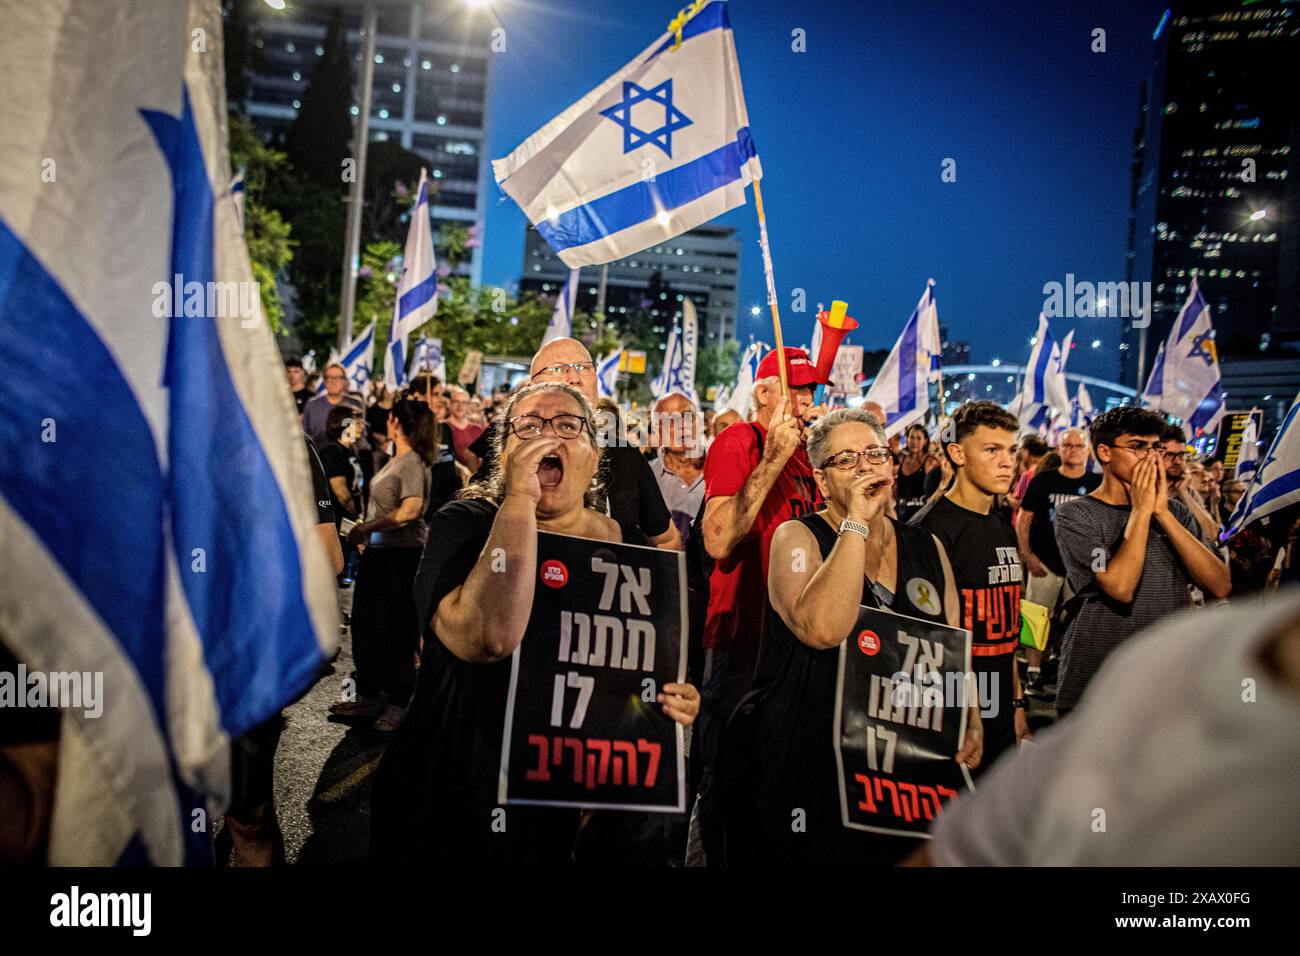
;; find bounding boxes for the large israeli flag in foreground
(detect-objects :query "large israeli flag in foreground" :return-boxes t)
[0,0,338,865]
[864,281,942,437]
[386,168,437,390]
[1155,278,1224,436]
[1224,392,1300,538]
[493,0,761,267]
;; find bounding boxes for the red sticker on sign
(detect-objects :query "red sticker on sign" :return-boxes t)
[540,560,569,588]
[857,630,880,656]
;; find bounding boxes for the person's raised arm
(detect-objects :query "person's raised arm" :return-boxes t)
[1155,466,1232,600]
[1088,457,1157,604]
[1016,505,1046,577]
[433,436,561,663]
[768,472,890,649]
[702,397,802,561]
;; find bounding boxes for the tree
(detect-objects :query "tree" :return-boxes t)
[227,114,294,333]
[696,339,741,397]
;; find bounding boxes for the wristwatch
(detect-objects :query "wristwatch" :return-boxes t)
[838,518,871,540]
[1012,698,1028,710]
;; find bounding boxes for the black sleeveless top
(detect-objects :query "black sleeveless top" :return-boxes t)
[894,461,935,524]
[724,512,949,865]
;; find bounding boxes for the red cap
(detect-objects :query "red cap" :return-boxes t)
[755,347,831,387]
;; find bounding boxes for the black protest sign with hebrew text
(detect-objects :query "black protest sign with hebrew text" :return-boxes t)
[835,605,975,838]
[498,532,687,812]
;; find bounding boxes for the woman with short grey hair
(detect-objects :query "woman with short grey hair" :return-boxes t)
[719,405,984,865]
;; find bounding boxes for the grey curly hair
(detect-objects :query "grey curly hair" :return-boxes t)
[458,382,603,506]
[805,407,888,469]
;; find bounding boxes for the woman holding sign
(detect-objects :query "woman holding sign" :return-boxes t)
[719,407,983,865]
[370,382,700,864]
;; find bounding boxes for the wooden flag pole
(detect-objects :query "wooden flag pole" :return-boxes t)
[752,178,790,404]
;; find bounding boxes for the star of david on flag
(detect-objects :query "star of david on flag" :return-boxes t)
[600,79,693,157]
[1151,277,1224,435]
[493,0,761,267]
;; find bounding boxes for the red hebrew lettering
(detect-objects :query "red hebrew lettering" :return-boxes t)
[585,739,612,789]
[612,741,638,786]
[526,735,551,782]
[637,738,661,788]
[854,773,877,813]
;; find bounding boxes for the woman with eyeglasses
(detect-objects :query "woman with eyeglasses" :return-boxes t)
[370,383,700,864]
[717,408,983,865]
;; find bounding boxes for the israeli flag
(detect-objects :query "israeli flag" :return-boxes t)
[1009,314,1068,428]
[1224,391,1300,538]
[651,299,699,404]
[596,349,623,398]
[493,1,761,267]
[1235,416,1260,483]
[1155,278,1224,437]
[1140,341,1166,409]
[541,268,579,347]
[0,0,338,865]
[1070,382,1095,429]
[725,339,764,419]
[408,336,445,383]
[864,281,942,438]
[385,167,437,390]
[341,320,376,396]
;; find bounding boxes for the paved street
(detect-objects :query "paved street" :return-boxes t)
[272,622,388,866]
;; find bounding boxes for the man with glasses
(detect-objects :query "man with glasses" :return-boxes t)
[1016,428,1100,698]
[525,338,680,551]
[1052,407,1231,717]
[445,386,485,471]
[1160,424,1221,542]
[302,362,363,449]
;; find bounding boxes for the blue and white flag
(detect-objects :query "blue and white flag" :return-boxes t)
[725,339,764,419]
[1235,415,1260,483]
[651,299,699,404]
[541,268,579,347]
[385,167,437,390]
[492,1,761,267]
[1224,391,1300,538]
[1155,277,1224,436]
[1070,382,1095,429]
[408,336,446,383]
[1140,341,1166,409]
[596,349,623,398]
[1008,314,1069,428]
[863,281,942,438]
[0,0,338,865]
[341,319,376,396]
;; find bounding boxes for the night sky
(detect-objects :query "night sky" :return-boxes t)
[478,0,1170,382]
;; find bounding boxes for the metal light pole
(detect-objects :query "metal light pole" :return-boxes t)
[338,3,378,352]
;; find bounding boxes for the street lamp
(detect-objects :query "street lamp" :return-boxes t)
[750,305,761,317]
[1249,209,1267,222]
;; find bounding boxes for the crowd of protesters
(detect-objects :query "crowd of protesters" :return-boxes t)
[210,344,1300,867]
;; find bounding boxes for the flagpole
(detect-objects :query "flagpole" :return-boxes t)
[751,178,790,402]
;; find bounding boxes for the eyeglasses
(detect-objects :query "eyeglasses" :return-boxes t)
[324,374,346,381]
[507,413,588,440]
[1160,449,1195,461]
[822,446,892,470]
[1107,442,1160,459]
[534,361,597,378]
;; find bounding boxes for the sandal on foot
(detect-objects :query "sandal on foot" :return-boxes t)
[372,704,407,732]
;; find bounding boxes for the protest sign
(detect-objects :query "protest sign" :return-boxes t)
[499,532,687,812]
[835,606,976,837]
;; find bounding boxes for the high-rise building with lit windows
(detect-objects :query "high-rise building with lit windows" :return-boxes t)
[519,224,742,346]
[234,2,493,284]
[1121,1,1298,389]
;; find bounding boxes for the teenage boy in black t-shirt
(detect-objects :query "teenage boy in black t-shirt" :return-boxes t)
[911,401,1029,771]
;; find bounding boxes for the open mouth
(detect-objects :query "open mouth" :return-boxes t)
[537,454,564,489]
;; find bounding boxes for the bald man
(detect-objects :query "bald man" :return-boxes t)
[650,392,705,546]
[528,338,681,551]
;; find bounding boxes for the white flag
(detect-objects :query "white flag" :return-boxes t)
[386,167,437,390]
[493,1,761,267]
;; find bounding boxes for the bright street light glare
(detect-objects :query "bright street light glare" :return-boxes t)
[1249,209,1267,221]
[1091,339,1101,348]
[750,305,761,316]
[465,0,492,8]
[263,0,286,9]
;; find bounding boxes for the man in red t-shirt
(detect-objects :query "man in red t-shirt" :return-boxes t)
[700,347,826,719]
